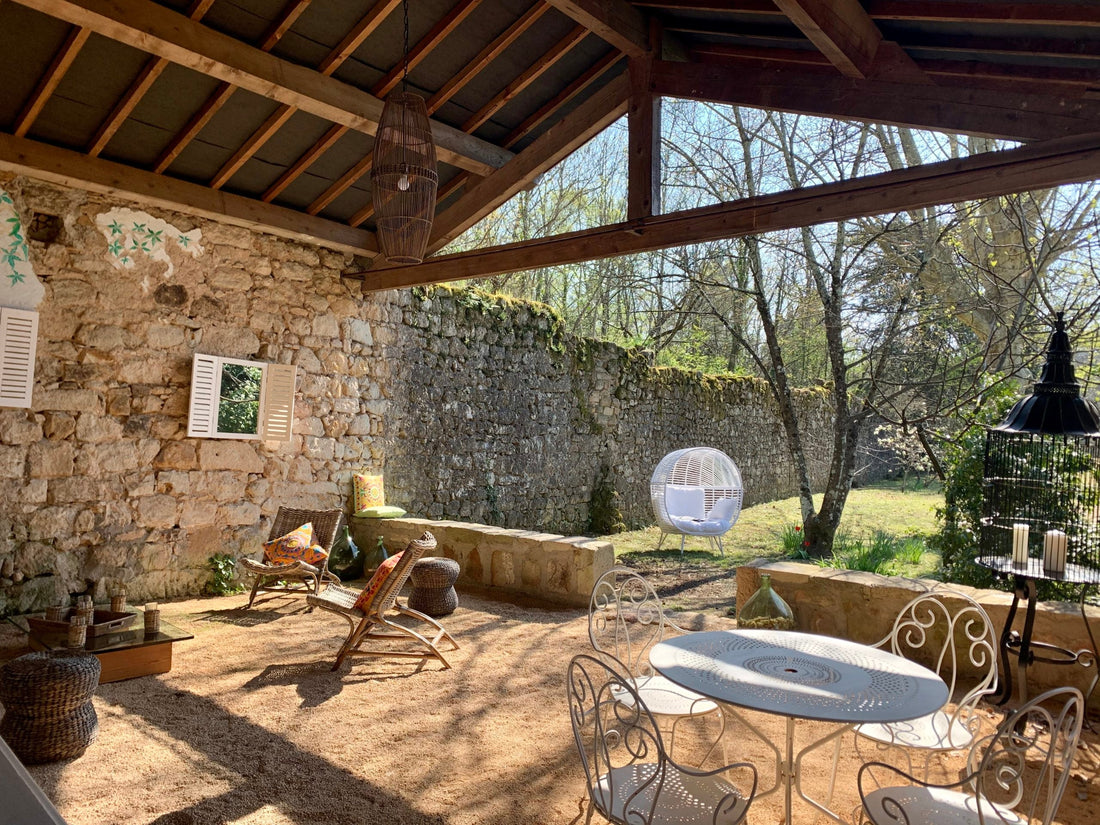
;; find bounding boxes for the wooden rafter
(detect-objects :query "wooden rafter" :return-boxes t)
[427,3,550,113]
[650,59,1100,142]
[772,0,885,79]
[414,72,629,257]
[632,1,1100,27]
[156,0,315,176]
[351,130,1100,291]
[690,43,1100,91]
[11,0,512,175]
[320,9,592,222]
[462,25,590,134]
[303,0,485,215]
[13,25,90,138]
[361,49,624,229]
[544,0,651,58]
[373,0,483,100]
[86,0,215,158]
[0,133,378,256]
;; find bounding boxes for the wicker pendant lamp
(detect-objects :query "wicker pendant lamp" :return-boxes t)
[371,0,438,264]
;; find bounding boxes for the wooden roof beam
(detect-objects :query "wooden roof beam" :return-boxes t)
[12,0,512,175]
[0,132,378,256]
[650,59,1100,142]
[351,130,1100,291]
[545,0,651,58]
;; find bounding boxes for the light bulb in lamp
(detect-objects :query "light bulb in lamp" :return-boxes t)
[398,168,411,191]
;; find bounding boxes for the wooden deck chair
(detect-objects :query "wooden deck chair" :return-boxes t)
[240,506,344,608]
[306,531,459,670]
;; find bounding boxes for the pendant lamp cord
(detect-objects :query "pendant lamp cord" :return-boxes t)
[401,0,410,95]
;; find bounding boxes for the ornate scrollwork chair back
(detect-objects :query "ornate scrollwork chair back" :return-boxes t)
[567,653,756,825]
[856,590,999,769]
[858,687,1084,825]
[588,567,726,763]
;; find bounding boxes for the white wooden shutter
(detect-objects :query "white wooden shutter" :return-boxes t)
[260,363,296,442]
[187,353,220,437]
[0,307,38,409]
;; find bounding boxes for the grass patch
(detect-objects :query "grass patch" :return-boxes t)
[607,481,943,574]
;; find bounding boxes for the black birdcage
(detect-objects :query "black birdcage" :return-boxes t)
[978,313,1100,584]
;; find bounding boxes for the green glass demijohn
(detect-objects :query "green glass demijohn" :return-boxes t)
[737,573,795,630]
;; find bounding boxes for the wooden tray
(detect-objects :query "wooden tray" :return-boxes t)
[27,609,137,637]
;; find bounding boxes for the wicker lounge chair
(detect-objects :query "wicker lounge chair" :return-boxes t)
[306,531,459,670]
[240,506,344,608]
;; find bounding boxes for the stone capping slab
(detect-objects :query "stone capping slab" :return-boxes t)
[349,516,614,607]
[736,559,1100,709]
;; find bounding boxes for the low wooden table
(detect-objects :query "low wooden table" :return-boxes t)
[10,610,193,684]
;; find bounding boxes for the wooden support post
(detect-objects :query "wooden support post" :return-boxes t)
[628,53,660,221]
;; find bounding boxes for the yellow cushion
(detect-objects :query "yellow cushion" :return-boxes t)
[353,551,404,612]
[261,523,328,566]
[353,472,385,512]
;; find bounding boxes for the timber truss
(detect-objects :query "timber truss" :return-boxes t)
[0,1,1097,284]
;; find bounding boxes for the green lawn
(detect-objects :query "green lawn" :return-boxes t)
[607,481,945,575]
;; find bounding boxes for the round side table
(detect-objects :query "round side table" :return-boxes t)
[0,651,101,764]
[408,557,460,617]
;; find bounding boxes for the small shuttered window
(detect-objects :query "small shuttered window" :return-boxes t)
[187,354,296,442]
[0,307,38,409]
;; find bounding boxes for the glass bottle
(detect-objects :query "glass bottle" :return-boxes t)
[737,574,795,630]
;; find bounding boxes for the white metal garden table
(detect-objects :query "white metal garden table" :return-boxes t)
[649,629,949,824]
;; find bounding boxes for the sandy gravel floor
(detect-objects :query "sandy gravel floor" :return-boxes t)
[0,582,1096,825]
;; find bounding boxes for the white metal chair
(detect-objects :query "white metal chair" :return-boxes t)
[567,653,757,825]
[650,447,743,562]
[854,590,999,776]
[858,687,1084,825]
[588,567,726,765]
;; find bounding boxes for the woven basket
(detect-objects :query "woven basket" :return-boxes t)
[0,651,100,763]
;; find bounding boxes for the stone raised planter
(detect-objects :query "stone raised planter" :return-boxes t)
[350,516,614,607]
[737,560,1100,709]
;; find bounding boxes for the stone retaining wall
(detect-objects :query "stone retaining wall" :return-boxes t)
[351,516,614,607]
[737,561,1100,709]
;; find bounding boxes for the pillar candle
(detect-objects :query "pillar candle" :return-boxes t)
[1043,529,1067,574]
[1012,523,1029,566]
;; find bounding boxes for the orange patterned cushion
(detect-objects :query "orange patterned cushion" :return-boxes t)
[353,472,385,514]
[261,523,327,566]
[353,551,404,612]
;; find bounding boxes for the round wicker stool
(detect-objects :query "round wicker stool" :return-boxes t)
[0,651,100,764]
[408,557,460,617]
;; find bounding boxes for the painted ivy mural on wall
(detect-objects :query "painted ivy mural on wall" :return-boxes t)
[95,208,204,279]
[0,189,45,310]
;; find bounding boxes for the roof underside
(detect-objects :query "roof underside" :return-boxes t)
[1,1,1098,281]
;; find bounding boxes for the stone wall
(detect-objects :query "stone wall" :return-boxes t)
[737,561,1100,710]
[381,288,833,533]
[0,177,833,615]
[0,177,397,613]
